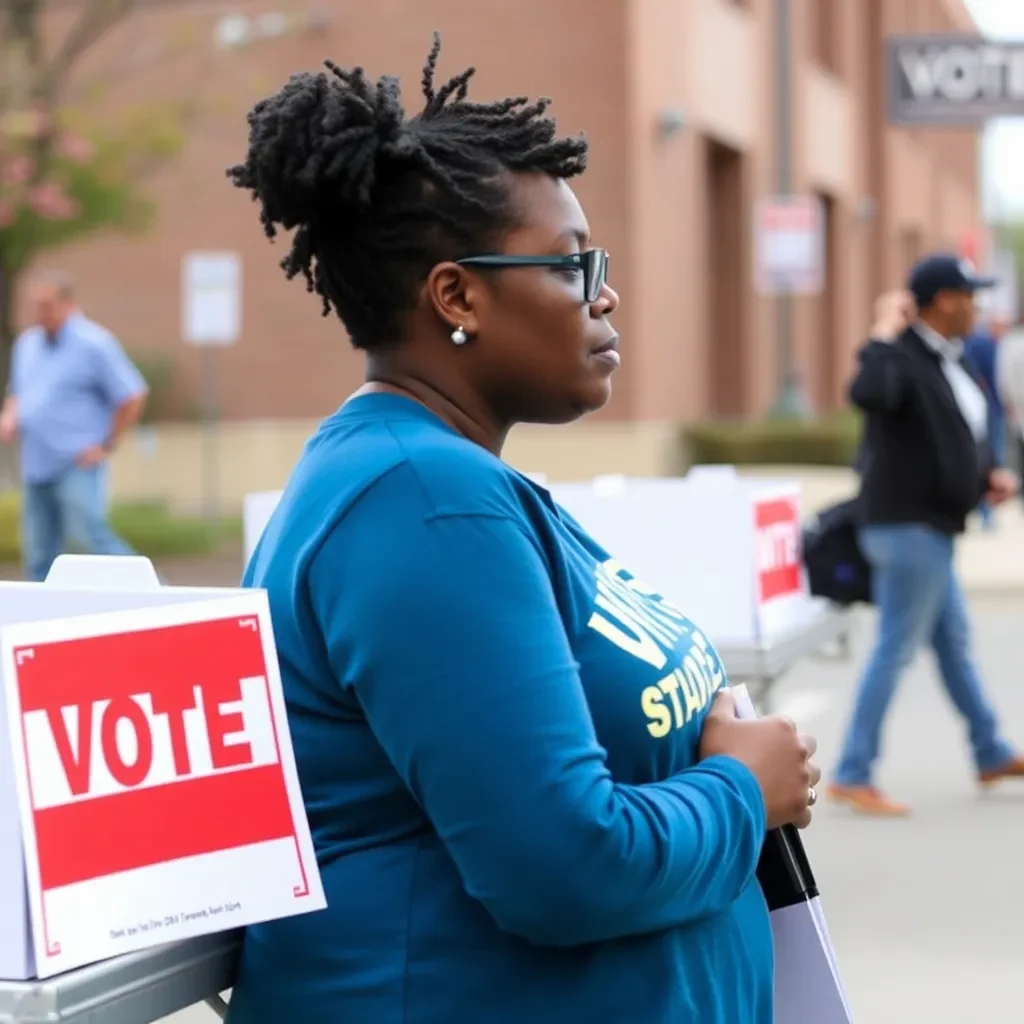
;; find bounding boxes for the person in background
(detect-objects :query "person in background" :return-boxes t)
[996,316,1024,499]
[224,35,820,1024]
[0,271,148,581]
[965,313,1010,529]
[830,255,1024,817]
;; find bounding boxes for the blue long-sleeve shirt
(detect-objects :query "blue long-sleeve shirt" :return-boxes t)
[227,393,772,1024]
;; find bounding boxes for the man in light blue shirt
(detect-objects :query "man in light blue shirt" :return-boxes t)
[0,271,148,580]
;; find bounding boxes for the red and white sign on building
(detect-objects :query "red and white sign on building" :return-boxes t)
[754,195,825,297]
[0,573,324,979]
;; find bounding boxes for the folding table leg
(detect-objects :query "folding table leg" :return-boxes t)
[205,994,230,1019]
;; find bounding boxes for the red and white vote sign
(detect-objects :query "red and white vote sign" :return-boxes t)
[754,496,802,603]
[2,593,324,977]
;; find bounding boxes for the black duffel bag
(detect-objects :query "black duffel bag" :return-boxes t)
[801,498,873,606]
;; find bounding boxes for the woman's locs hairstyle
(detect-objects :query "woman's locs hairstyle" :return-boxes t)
[226,33,589,351]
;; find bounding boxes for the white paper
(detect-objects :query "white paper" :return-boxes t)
[730,684,854,1022]
[730,683,759,721]
[771,900,853,1023]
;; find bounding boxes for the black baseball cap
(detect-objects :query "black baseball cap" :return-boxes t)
[908,253,996,309]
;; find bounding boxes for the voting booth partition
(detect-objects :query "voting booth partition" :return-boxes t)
[550,467,816,647]
[0,555,325,982]
[242,469,818,650]
[243,491,286,566]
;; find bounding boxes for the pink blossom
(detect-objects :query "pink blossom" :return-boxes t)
[2,155,35,185]
[57,133,94,164]
[0,200,14,228]
[27,181,79,221]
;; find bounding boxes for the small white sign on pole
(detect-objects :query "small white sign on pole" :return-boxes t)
[754,196,825,296]
[182,251,242,347]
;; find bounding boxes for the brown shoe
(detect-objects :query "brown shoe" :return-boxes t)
[827,784,911,817]
[979,756,1024,786]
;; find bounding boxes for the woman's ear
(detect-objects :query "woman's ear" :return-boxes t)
[425,262,482,337]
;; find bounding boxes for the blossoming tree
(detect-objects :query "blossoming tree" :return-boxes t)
[0,105,186,351]
[0,0,190,370]
[0,0,324,382]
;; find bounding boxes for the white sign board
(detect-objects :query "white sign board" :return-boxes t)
[754,196,824,296]
[549,472,816,649]
[182,251,242,347]
[887,35,1024,125]
[0,555,325,979]
[731,685,854,1024]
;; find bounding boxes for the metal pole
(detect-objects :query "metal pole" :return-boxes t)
[202,346,219,522]
[769,0,812,419]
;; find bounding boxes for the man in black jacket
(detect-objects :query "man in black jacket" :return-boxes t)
[829,254,1024,816]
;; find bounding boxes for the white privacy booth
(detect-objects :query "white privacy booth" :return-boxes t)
[549,467,852,704]
[240,469,852,707]
[243,468,809,633]
[243,491,286,565]
[550,467,818,648]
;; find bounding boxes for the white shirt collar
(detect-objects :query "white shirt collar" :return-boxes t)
[914,320,963,361]
[913,322,988,441]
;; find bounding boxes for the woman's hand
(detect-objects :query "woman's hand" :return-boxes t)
[699,690,821,830]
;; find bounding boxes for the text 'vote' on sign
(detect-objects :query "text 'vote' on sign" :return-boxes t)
[11,616,298,890]
[754,498,801,602]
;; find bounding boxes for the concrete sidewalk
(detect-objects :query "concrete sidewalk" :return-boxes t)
[741,466,1024,596]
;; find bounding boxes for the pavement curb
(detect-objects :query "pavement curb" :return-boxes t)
[963,585,1024,600]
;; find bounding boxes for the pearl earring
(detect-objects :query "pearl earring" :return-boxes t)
[451,326,468,346]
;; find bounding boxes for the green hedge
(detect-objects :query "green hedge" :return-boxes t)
[683,413,861,467]
[0,494,240,564]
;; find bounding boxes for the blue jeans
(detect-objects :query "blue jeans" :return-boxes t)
[21,464,135,582]
[834,524,1013,786]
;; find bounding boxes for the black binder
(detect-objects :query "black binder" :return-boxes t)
[756,823,819,912]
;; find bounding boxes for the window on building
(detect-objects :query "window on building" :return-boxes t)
[810,0,841,76]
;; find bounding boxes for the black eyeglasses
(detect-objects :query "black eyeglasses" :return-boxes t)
[455,248,609,304]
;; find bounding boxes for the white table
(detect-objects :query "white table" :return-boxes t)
[717,602,854,711]
[0,931,239,1023]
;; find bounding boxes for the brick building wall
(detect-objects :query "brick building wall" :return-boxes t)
[22,0,982,424]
